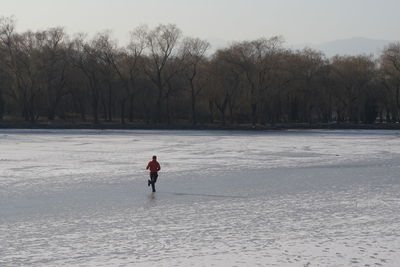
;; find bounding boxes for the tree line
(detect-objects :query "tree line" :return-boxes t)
[1,16,400,126]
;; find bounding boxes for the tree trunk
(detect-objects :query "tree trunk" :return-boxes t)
[0,89,4,121]
[216,102,227,125]
[251,103,257,126]
[191,88,196,125]
[208,101,214,123]
[396,86,400,116]
[78,99,86,121]
[120,98,126,124]
[108,84,112,122]
[92,95,99,124]
[28,93,37,123]
[228,100,234,125]
[156,87,163,123]
[129,94,134,122]
[166,92,171,125]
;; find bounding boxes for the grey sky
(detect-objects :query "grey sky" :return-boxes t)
[1,0,399,45]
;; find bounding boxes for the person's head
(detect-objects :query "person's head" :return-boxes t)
[152,155,157,160]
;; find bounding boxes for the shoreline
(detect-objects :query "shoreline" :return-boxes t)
[1,121,400,131]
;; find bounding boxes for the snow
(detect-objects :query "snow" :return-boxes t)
[1,129,400,266]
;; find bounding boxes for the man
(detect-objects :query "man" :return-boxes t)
[146,155,161,192]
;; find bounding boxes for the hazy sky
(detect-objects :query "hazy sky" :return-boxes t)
[1,0,399,46]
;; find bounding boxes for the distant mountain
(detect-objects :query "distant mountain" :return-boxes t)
[294,37,395,58]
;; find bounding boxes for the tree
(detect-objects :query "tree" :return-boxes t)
[219,37,284,126]
[71,34,103,123]
[329,55,377,123]
[381,43,400,121]
[0,16,394,126]
[123,26,147,123]
[91,31,120,122]
[143,24,182,123]
[8,30,45,122]
[180,37,210,125]
[38,28,70,120]
[206,51,242,125]
[0,17,16,120]
[283,49,327,123]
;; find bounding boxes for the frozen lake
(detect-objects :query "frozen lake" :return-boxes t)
[1,129,400,266]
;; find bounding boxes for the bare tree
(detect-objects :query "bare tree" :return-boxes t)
[121,26,147,123]
[91,31,121,122]
[0,16,396,126]
[143,24,182,123]
[181,37,210,125]
[381,43,400,121]
[0,16,23,120]
[206,51,242,125]
[5,30,45,122]
[283,49,327,123]
[220,36,284,126]
[71,34,103,123]
[37,28,71,120]
[0,16,16,120]
[329,55,377,123]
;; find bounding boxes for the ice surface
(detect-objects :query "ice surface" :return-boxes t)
[1,129,400,266]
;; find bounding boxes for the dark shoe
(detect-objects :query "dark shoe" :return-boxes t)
[148,180,151,187]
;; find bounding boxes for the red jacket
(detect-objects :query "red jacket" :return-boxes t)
[146,160,161,173]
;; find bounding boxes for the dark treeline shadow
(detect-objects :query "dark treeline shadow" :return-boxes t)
[1,16,400,127]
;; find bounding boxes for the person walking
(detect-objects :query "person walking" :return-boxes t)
[146,155,161,192]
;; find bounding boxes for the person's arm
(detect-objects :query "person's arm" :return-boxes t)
[146,162,150,170]
[157,162,161,171]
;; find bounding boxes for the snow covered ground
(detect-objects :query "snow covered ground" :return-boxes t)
[1,129,400,266]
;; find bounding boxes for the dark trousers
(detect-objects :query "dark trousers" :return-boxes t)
[149,172,158,192]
